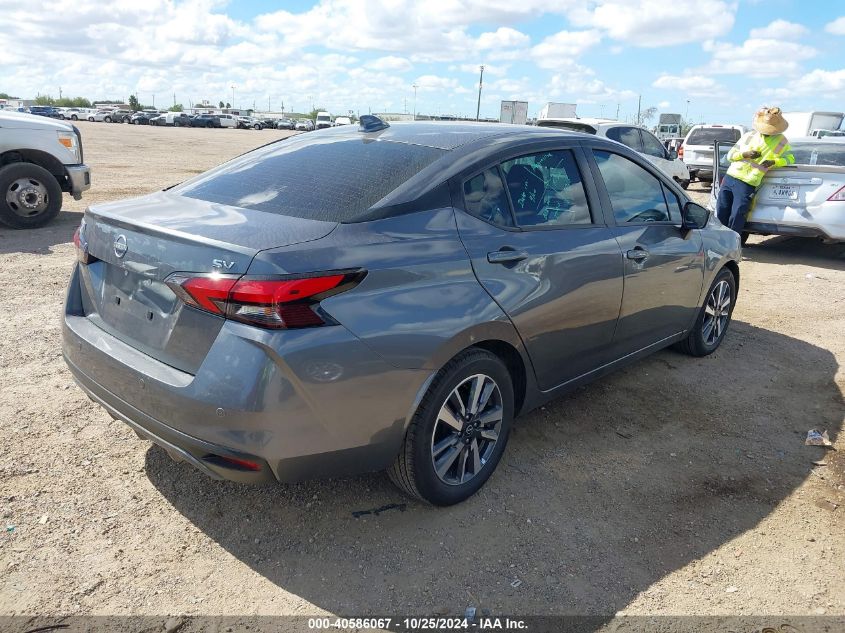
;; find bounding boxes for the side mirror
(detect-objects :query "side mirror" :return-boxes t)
[682,201,710,230]
[667,148,678,160]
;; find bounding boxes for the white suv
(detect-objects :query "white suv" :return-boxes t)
[537,118,691,188]
[681,124,745,183]
[216,113,238,128]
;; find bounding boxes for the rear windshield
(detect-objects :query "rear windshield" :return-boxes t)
[686,127,741,145]
[790,142,845,167]
[174,137,446,222]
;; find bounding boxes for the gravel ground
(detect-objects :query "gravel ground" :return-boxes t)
[0,122,843,628]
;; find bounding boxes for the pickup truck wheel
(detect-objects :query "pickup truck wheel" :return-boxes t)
[71,115,78,121]
[0,163,63,229]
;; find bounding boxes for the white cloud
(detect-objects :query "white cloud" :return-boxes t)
[371,56,412,72]
[702,37,816,78]
[653,74,727,98]
[749,19,808,41]
[531,30,603,68]
[765,68,845,100]
[476,27,530,49]
[825,17,845,35]
[570,0,737,47]
[658,100,671,108]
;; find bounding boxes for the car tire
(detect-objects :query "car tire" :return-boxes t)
[88,117,94,122]
[0,162,63,229]
[679,179,690,189]
[104,116,112,123]
[674,268,736,357]
[388,348,514,506]
[71,115,78,121]
[254,123,261,130]
[741,232,750,246]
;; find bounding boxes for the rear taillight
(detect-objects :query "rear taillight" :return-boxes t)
[678,145,684,159]
[166,271,364,329]
[828,185,845,201]
[72,219,90,264]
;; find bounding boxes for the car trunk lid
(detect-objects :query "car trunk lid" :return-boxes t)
[77,191,337,373]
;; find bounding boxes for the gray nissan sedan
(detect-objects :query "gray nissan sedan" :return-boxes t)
[63,118,741,505]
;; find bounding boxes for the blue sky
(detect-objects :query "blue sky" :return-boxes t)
[3,0,845,126]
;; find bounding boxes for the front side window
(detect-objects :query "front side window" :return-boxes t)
[501,150,592,227]
[593,150,671,224]
[607,127,643,152]
[641,131,668,159]
[463,168,513,227]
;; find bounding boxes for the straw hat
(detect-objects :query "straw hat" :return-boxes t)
[753,106,788,135]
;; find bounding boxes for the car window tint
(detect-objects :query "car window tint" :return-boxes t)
[176,138,446,222]
[463,168,514,227]
[501,150,592,227]
[686,128,741,145]
[593,150,671,223]
[662,184,683,222]
[607,127,643,152]
[641,131,667,158]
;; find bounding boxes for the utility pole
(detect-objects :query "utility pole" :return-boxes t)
[685,99,690,121]
[412,83,418,121]
[636,94,641,126]
[152,93,155,107]
[616,103,620,119]
[173,93,176,107]
[475,65,484,121]
[231,85,236,109]
[58,86,62,100]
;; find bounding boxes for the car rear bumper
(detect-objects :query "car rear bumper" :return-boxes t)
[748,203,845,241]
[62,265,431,484]
[65,165,91,200]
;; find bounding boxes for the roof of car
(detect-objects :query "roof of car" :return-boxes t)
[314,121,584,150]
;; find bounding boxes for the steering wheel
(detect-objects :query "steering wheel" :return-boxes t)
[627,208,666,223]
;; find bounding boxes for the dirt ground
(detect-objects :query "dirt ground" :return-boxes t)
[1,122,843,628]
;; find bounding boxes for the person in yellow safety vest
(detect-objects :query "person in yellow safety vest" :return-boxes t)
[716,106,795,236]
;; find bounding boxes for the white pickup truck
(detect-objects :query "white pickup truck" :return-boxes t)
[0,111,91,228]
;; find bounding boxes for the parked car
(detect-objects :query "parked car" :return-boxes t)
[334,116,352,126]
[191,114,222,128]
[276,118,295,130]
[28,106,62,118]
[295,118,314,131]
[61,108,90,121]
[237,116,263,130]
[216,113,238,128]
[709,137,845,243]
[259,118,278,128]
[315,111,332,129]
[130,111,159,125]
[151,112,191,127]
[108,109,133,124]
[537,118,691,188]
[88,110,112,122]
[680,124,744,182]
[0,111,91,228]
[62,120,739,505]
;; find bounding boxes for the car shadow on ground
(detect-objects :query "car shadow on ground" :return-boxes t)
[0,210,81,255]
[743,236,845,271]
[145,320,843,621]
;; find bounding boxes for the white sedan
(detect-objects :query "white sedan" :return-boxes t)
[709,137,845,243]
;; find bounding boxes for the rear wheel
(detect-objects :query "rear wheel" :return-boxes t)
[71,115,78,121]
[0,163,63,229]
[675,268,736,357]
[741,232,750,246]
[679,178,690,189]
[104,116,112,123]
[388,349,513,505]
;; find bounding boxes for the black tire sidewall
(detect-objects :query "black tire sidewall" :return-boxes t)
[411,352,514,505]
[0,163,63,229]
[691,269,736,355]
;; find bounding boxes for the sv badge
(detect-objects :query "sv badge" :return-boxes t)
[212,259,235,270]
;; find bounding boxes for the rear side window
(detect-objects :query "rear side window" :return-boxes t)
[641,131,667,159]
[606,127,643,152]
[175,138,446,222]
[593,150,671,224]
[463,168,514,227]
[686,127,741,145]
[501,150,592,227]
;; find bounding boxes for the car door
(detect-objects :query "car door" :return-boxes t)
[586,146,705,355]
[453,143,624,391]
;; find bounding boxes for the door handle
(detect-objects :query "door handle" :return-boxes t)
[487,249,529,264]
[626,248,649,262]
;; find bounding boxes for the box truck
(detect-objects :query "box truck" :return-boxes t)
[782,111,844,137]
[500,100,528,125]
[537,102,577,121]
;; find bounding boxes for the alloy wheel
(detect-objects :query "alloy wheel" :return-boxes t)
[431,373,503,486]
[702,280,731,346]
